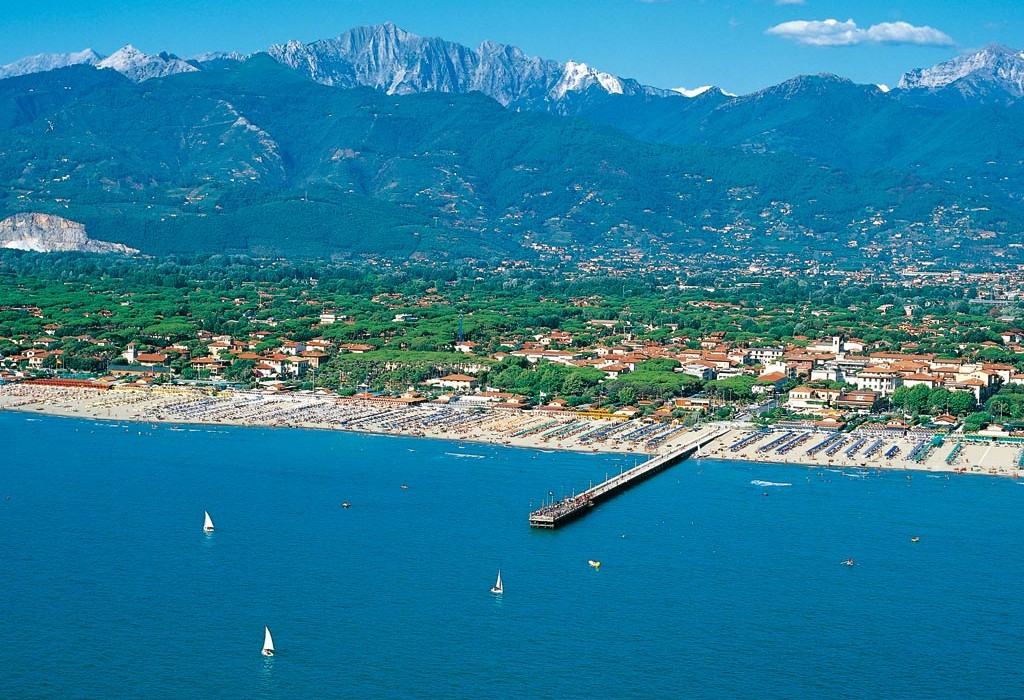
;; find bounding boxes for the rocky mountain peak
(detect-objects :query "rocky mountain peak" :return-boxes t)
[97,45,198,82]
[0,48,102,80]
[898,43,1024,98]
[264,23,661,107]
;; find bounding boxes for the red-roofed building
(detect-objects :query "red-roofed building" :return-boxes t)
[753,371,789,395]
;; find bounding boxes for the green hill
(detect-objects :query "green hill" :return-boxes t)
[0,59,1017,263]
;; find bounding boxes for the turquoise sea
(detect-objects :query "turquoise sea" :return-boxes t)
[2,411,1023,699]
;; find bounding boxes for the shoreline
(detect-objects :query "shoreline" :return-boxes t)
[3,384,1023,478]
[0,384,665,456]
[699,428,1024,479]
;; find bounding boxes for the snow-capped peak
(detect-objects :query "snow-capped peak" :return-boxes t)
[0,48,102,80]
[876,83,891,93]
[97,45,198,82]
[551,60,624,100]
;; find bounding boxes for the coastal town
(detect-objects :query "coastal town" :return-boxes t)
[4,258,1024,477]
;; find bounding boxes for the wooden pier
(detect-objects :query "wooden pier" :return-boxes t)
[528,428,727,528]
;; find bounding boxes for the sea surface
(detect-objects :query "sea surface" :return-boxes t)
[2,412,1023,699]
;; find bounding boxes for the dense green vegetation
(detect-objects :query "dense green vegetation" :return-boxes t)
[2,251,1023,419]
[1,59,1020,264]
[890,385,978,417]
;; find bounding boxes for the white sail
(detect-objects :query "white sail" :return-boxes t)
[491,569,503,594]
[203,511,215,532]
[262,626,275,655]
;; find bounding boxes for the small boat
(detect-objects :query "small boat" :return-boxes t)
[490,569,503,595]
[842,558,855,567]
[203,511,215,533]
[262,626,275,657]
[588,560,601,569]
[400,484,409,490]
[911,537,920,543]
[341,502,351,508]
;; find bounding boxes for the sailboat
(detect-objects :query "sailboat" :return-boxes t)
[490,569,503,595]
[262,626,275,656]
[203,511,215,533]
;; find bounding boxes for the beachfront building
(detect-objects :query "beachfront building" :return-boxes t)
[672,396,713,412]
[206,340,232,359]
[136,353,169,368]
[851,367,902,396]
[299,351,328,369]
[786,386,841,414]
[189,356,227,377]
[457,391,530,409]
[426,374,479,392]
[25,350,58,368]
[260,354,310,377]
[835,390,881,413]
[107,364,172,379]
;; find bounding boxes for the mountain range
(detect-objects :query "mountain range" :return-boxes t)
[2,24,1024,264]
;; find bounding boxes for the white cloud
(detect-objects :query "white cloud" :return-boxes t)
[865,21,954,45]
[766,18,954,47]
[767,19,860,46]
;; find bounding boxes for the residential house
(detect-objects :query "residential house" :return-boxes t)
[753,371,789,395]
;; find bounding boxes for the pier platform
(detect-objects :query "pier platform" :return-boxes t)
[528,427,727,528]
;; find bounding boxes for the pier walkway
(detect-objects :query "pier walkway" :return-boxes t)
[528,427,728,528]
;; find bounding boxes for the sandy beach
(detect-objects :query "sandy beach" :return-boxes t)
[0,383,686,455]
[3,383,1022,478]
[701,427,1024,478]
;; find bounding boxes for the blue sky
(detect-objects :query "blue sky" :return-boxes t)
[2,0,1021,93]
